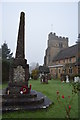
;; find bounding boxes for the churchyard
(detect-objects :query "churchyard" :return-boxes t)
[1,79,79,119]
[1,11,79,119]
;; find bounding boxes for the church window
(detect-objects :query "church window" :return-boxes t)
[69,67,72,74]
[65,69,66,73]
[59,43,63,48]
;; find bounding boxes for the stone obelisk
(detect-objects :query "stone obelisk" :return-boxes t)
[9,12,29,94]
[16,12,25,59]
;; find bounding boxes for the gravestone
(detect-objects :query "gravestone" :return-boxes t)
[39,66,49,84]
[74,76,80,83]
[66,75,69,83]
[40,74,48,84]
[2,12,52,112]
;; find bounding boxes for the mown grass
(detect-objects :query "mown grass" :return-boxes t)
[2,79,79,119]
[0,81,8,90]
[0,85,2,89]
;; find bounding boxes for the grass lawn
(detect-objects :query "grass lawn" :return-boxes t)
[0,82,8,90]
[0,85,2,89]
[2,79,79,119]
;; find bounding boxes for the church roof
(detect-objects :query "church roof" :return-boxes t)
[53,44,78,61]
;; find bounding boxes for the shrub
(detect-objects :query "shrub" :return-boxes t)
[2,60,10,82]
[31,69,39,80]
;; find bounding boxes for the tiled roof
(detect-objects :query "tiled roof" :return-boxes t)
[53,44,78,61]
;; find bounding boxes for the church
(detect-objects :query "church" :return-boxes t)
[44,32,80,79]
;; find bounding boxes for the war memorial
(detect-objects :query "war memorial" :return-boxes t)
[2,12,52,112]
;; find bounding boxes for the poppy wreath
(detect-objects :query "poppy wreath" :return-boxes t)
[20,85,28,94]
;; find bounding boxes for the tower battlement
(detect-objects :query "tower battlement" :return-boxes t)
[48,32,68,41]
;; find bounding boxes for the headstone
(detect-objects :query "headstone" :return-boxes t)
[74,76,80,83]
[66,75,69,83]
[40,74,48,84]
[45,74,48,84]
[40,74,44,83]
[74,77,76,82]
[39,66,49,84]
[78,77,80,83]
[77,76,80,82]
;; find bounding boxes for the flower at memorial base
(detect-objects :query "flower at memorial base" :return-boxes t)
[20,85,28,94]
[20,91,23,94]
[30,84,31,90]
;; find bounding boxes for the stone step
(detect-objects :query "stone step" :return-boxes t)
[2,93,53,112]
[2,90,37,99]
[2,91,53,113]
[2,96,44,106]
[2,91,45,106]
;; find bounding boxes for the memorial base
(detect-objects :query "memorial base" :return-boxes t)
[2,90,53,113]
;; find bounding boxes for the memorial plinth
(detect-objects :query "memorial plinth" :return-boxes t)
[2,12,52,113]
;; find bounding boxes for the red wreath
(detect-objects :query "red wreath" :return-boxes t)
[20,85,28,94]
[30,84,31,90]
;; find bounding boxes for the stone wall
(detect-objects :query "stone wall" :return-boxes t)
[49,56,78,79]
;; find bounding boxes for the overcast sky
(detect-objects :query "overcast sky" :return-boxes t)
[0,1,79,65]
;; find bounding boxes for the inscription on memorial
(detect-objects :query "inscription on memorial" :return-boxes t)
[13,66,25,82]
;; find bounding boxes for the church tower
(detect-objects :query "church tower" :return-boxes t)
[44,32,68,66]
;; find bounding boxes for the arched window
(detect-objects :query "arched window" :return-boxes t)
[69,67,72,74]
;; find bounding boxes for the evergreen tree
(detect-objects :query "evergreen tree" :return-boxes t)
[2,42,13,60]
[1,42,13,82]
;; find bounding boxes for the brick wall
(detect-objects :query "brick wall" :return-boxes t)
[49,56,78,79]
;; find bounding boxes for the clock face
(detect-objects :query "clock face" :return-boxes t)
[13,65,25,82]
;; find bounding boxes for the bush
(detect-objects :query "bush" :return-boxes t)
[2,60,10,82]
[31,69,39,80]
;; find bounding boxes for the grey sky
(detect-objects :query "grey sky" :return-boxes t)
[78,1,80,34]
[1,2,78,65]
